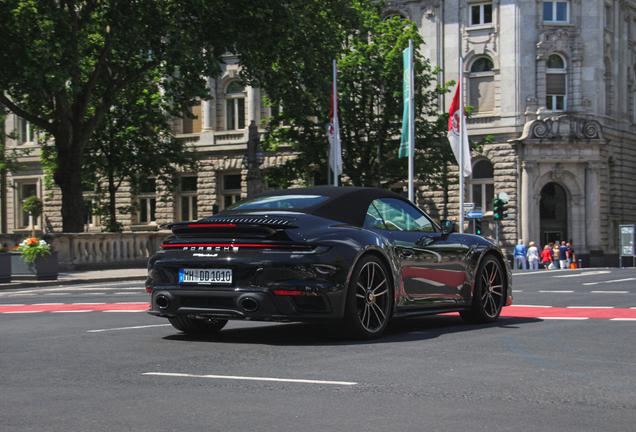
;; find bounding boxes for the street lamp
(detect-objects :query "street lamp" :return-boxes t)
[372,87,384,188]
[243,121,265,196]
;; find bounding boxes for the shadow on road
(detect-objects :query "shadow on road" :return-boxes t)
[162,315,541,346]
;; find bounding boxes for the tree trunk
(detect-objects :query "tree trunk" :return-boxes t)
[53,133,87,233]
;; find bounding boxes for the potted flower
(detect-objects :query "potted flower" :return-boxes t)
[10,237,58,280]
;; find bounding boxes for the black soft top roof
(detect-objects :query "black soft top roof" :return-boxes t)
[217,186,411,226]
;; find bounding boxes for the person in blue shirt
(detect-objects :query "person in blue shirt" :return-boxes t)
[559,242,570,269]
[513,239,527,270]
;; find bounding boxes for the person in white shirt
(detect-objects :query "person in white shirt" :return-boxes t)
[527,241,539,270]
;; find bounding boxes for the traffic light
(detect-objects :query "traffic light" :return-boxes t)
[475,218,482,235]
[493,198,508,220]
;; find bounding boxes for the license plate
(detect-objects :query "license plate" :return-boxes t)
[179,268,232,285]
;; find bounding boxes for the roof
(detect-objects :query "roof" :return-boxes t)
[219,186,410,226]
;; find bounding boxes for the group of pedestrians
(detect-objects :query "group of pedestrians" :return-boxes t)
[513,239,576,270]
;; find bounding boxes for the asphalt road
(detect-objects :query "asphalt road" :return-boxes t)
[1,268,635,431]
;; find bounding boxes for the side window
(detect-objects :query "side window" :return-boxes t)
[363,203,387,230]
[372,198,435,232]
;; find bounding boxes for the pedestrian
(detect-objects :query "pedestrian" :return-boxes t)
[559,241,570,269]
[552,242,561,268]
[527,241,539,270]
[540,245,553,269]
[567,242,576,268]
[513,239,527,270]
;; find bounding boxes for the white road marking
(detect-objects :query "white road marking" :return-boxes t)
[511,304,552,308]
[566,306,613,309]
[590,291,629,294]
[539,290,575,293]
[537,317,589,320]
[87,324,172,333]
[583,278,636,286]
[102,310,145,313]
[51,310,92,313]
[610,318,636,321]
[553,271,611,278]
[142,372,358,386]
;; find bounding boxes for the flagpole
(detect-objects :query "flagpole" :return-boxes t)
[408,39,414,203]
[458,57,465,233]
[333,59,339,187]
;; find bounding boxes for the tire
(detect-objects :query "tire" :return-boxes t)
[460,255,505,324]
[168,315,228,335]
[343,255,392,340]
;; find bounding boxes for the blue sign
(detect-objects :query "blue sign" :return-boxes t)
[466,211,483,218]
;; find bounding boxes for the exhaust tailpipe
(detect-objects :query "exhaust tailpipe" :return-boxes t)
[156,295,170,310]
[239,297,259,312]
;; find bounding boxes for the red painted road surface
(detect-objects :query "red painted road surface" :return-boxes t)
[0,303,635,319]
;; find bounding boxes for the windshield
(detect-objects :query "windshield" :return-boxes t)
[226,195,328,210]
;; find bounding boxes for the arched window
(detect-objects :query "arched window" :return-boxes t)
[225,81,245,130]
[469,57,495,113]
[546,54,567,111]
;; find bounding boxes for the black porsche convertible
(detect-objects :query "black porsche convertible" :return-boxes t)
[146,186,513,339]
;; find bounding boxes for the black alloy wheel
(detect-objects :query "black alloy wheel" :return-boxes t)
[168,315,228,334]
[343,256,392,339]
[460,255,505,324]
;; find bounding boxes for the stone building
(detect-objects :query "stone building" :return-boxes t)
[2,0,636,267]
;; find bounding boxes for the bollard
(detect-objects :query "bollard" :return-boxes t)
[578,259,582,268]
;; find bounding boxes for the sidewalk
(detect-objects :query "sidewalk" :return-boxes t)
[0,268,147,290]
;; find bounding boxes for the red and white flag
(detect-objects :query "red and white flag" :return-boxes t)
[447,84,472,177]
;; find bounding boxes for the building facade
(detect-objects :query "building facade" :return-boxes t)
[2,0,636,267]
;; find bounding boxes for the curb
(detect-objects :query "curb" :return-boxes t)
[0,275,147,291]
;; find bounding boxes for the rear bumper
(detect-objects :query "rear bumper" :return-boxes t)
[147,283,345,322]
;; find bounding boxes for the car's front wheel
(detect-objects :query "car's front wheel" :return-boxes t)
[168,315,228,335]
[460,255,505,324]
[343,255,392,340]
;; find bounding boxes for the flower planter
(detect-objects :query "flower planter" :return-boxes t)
[10,251,58,281]
[0,254,10,283]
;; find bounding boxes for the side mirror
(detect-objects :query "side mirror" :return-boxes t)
[440,220,458,234]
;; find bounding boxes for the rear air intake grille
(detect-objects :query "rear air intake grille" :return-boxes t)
[201,217,293,226]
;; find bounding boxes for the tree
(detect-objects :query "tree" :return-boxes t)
[259,5,448,188]
[81,69,198,232]
[0,0,367,232]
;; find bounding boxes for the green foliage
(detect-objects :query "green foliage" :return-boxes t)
[22,195,43,219]
[82,67,197,232]
[259,3,456,189]
[1,0,365,231]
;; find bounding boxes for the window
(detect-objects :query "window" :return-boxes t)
[604,5,612,29]
[179,176,198,221]
[469,57,495,113]
[371,198,435,232]
[225,82,245,131]
[363,204,387,230]
[136,178,156,224]
[16,117,36,144]
[222,173,242,209]
[182,101,202,134]
[546,54,567,111]
[604,58,612,116]
[470,3,492,26]
[17,182,38,229]
[470,160,494,238]
[543,1,569,23]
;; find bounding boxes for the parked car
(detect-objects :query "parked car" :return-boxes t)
[146,186,513,339]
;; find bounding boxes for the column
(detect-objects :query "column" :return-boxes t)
[585,163,601,249]
[521,161,534,245]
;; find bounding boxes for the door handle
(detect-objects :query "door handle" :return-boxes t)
[399,251,414,259]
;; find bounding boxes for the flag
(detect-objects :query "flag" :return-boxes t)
[327,62,343,176]
[447,84,472,177]
[399,46,411,158]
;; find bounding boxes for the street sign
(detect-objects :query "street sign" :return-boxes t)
[466,211,483,218]
[463,202,474,210]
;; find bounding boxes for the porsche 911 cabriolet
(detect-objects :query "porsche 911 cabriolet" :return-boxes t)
[146,186,512,339]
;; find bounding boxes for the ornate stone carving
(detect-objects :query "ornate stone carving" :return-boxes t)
[384,2,412,20]
[536,29,583,61]
[551,163,564,179]
[516,116,606,141]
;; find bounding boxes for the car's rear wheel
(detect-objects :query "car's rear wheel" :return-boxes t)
[460,255,505,324]
[168,315,228,334]
[343,256,392,339]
